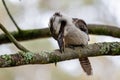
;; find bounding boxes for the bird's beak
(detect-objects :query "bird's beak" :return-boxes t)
[57,19,66,53]
[57,31,64,53]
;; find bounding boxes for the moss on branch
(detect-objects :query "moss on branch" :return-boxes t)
[88,24,120,37]
[0,24,120,44]
[0,42,120,67]
[0,28,51,44]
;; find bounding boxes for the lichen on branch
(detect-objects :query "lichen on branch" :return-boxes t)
[0,42,120,68]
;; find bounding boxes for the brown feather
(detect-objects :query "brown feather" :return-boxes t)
[73,18,90,41]
[79,57,92,75]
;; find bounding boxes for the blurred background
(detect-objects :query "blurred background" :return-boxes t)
[0,0,120,80]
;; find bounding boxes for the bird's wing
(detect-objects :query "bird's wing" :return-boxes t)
[73,18,90,41]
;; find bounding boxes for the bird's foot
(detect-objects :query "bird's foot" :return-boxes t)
[67,45,75,50]
[67,44,85,50]
[72,44,85,48]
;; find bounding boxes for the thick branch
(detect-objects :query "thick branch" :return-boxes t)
[0,27,50,44]
[88,24,120,37]
[0,42,119,67]
[0,24,120,44]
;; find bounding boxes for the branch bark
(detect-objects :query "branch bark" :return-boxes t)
[0,24,29,52]
[0,24,120,44]
[0,42,119,67]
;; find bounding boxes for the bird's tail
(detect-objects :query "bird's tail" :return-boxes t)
[79,57,92,75]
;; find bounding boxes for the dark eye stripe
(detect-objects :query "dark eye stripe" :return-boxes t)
[59,20,66,34]
[50,18,53,27]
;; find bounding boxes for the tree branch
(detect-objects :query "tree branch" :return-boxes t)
[88,24,120,37]
[0,23,29,52]
[0,24,120,44]
[2,0,22,32]
[0,27,50,44]
[0,42,119,67]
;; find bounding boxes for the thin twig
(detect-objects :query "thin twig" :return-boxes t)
[2,0,22,32]
[0,23,29,52]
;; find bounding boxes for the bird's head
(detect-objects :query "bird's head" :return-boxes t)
[49,12,74,38]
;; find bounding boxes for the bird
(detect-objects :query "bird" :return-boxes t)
[48,12,92,75]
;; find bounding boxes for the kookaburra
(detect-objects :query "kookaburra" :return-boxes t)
[49,12,92,75]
